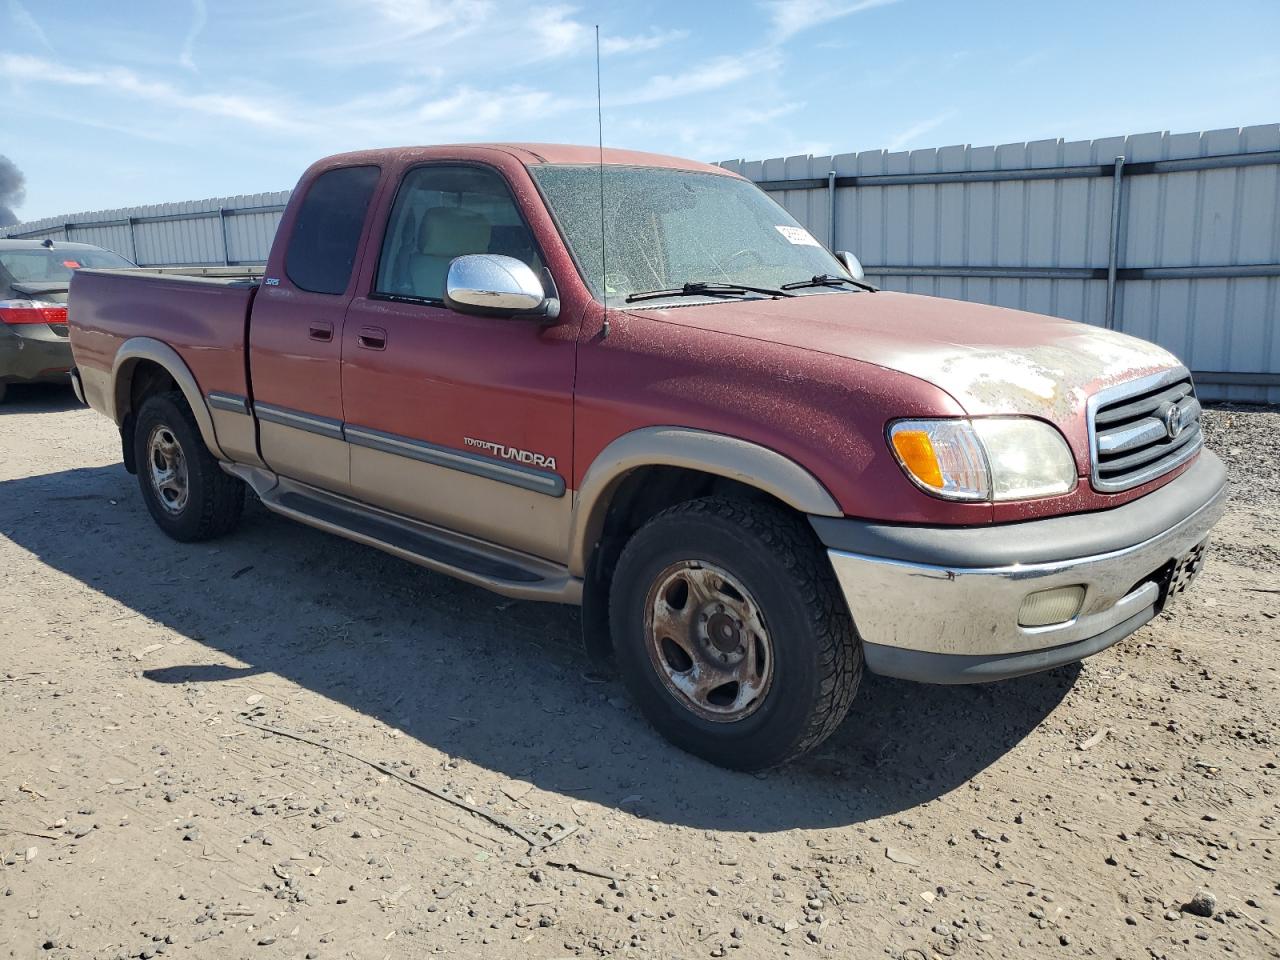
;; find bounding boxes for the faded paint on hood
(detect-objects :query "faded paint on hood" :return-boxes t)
[625,290,1182,462]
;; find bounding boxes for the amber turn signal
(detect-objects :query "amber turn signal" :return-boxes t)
[890,429,944,489]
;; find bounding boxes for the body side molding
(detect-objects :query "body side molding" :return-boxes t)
[111,337,227,461]
[207,392,251,415]
[568,426,843,576]
[344,423,566,498]
[253,401,345,441]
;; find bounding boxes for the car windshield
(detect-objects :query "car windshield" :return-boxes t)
[0,247,134,284]
[530,164,850,305]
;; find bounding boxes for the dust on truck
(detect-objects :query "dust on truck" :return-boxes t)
[67,144,1227,770]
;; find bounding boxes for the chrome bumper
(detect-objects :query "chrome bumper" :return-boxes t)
[820,452,1228,683]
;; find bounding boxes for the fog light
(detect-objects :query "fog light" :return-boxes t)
[1018,585,1086,627]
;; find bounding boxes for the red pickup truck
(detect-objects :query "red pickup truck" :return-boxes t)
[68,143,1226,769]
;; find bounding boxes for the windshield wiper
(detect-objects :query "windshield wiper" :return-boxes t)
[624,281,795,304]
[781,273,877,293]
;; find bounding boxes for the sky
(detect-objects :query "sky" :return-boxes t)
[2,0,1279,223]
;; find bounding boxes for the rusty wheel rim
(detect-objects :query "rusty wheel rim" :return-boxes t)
[643,560,773,723]
[147,423,189,515]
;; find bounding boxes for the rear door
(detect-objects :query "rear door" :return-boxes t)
[339,163,578,562]
[248,164,382,493]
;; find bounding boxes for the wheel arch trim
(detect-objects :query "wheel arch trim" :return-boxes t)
[568,426,842,576]
[111,338,228,461]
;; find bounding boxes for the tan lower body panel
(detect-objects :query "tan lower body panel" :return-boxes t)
[210,408,265,468]
[350,444,571,564]
[80,366,114,421]
[259,421,352,496]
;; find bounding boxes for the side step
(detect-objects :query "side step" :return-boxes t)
[239,470,581,604]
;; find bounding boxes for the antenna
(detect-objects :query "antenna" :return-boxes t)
[595,24,610,339]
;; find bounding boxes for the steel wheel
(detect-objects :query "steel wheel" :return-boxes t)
[643,560,774,723]
[146,423,189,515]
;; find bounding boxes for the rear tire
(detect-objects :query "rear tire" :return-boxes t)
[133,391,243,542]
[608,496,861,770]
[0,383,7,404]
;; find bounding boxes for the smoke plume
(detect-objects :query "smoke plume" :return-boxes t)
[0,155,26,226]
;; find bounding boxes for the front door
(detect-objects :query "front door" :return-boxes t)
[340,163,579,563]
[248,164,382,494]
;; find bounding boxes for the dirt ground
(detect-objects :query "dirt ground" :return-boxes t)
[1,383,1277,960]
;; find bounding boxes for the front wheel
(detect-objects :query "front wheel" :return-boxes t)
[609,497,862,770]
[133,391,244,542]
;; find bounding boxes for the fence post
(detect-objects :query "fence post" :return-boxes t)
[1104,155,1126,330]
[218,208,231,266]
[126,217,139,265]
[827,170,837,250]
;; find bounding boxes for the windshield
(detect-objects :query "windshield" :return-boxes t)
[0,247,135,284]
[530,165,849,305]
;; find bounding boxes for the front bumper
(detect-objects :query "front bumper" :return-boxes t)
[0,327,73,384]
[815,451,1228,684]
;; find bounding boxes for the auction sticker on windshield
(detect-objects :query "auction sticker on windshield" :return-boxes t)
[775,225,820,246]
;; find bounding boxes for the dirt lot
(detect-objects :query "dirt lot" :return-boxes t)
[1,384,1277,960]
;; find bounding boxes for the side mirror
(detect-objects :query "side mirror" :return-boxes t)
[444,254,558,318]
[836,250,865,281]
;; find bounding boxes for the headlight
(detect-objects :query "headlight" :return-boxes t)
[888,418,1077,502]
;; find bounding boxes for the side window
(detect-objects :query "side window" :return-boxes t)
[375,165,544,302]
[285,165,380,295]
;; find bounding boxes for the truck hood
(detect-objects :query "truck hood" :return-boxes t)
[625,290,1182,423]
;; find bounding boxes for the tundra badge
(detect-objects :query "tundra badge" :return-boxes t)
[464,437,557,471]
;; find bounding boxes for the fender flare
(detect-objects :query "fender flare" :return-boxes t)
[568,426,842,577]
[111,337,228,462]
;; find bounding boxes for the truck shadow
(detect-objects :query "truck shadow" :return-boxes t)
[1,462,1076,832]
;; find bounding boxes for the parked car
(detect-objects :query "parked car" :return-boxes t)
[66,144,1226,769]
[0,238,135,403]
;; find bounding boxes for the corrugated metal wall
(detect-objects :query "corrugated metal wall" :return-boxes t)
[2,191,290,267]
[5,125,1277,401]
[720,124,1280,402]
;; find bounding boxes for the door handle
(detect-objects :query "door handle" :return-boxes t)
[357,326,387,350]
[308,321,333,342]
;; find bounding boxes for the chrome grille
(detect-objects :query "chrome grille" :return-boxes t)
[1088,367,1202,492]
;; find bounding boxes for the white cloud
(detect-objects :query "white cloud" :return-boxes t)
[0,53,307,133]
[615,52,775,106]
[7,0,54,53]
[354,0,491,32]
[761,0,900,40]
[601,28,688,55]
[530,4,590,57]
[179,0,208,72]
[885,110,958,151]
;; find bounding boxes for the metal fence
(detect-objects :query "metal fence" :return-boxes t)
[720,124,1280,403]
[2,191,289,267]
[5,125,1278,401]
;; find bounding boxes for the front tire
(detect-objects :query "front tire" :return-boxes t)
[133,391,243,542]
[609,497,861,770]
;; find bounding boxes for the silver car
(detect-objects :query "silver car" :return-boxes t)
[0,238,134,403]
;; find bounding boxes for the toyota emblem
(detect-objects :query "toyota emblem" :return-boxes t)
[1162,403,1185,439]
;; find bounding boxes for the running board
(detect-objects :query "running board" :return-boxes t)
[225,465,581,604]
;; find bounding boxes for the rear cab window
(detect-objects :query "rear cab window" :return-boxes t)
[285,165,381,295]
[374,165,545,302]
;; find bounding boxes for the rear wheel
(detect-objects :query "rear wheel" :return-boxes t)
[609,496,862,770]
[133,391,243,542]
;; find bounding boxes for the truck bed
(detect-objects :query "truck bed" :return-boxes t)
[69,267,260,416]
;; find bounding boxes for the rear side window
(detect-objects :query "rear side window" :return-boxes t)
[285,165,380,295]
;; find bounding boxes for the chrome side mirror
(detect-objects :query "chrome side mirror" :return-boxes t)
[444,254,557,318]
[836,250,865,281]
